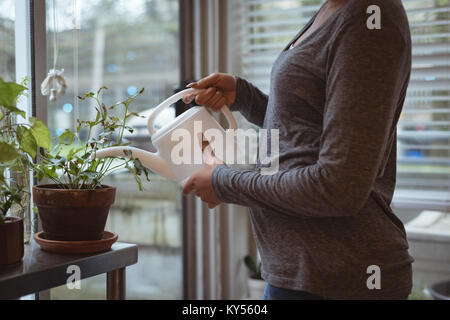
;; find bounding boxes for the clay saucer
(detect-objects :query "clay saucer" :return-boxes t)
[34,231,118,254]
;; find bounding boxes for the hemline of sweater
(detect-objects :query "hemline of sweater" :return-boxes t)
[261,270,413,300]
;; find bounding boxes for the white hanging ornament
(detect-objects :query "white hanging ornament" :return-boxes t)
[41,0,68,102]
[41,69,67,102]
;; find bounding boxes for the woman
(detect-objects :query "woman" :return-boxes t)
[182,0,414,300]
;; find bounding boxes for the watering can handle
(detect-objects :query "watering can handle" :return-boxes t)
[147,88,238,135]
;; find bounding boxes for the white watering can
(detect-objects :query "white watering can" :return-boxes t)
[95,89,237,185]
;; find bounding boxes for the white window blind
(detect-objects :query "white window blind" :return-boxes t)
[237,0,450,211]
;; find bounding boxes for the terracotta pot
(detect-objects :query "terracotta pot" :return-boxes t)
[0,217,24,265]
[33,185,116,241]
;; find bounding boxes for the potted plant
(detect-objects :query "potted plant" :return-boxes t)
[0,77,46,264]
[33,86,149,241]
[0,178,25,265]
[244,255,266,299]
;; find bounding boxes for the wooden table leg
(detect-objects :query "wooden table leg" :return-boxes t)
[107,268,126,300]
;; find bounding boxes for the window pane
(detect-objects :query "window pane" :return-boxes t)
[0,0,15,81]
[395,0,450,208]
[45,0,182,299]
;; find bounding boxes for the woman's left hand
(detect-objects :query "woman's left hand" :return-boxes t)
[182,143,223,209]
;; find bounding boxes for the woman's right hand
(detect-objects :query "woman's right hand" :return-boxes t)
[182,73,237,111]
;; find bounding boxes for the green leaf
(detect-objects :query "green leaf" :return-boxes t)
[69,161,79,175]
[38,147,48,157]
[34,167,44,181]
[97,86,108,95]
[133,174,143,191]
[42,166,58,179]
[125,112,140,119]
[135,158,150,182]
[30,117,51,150]
[81,150,93,160]
[0,77,27,107]
[56,129,76,145]
[0,142,20,162]
[17,126,37,158]
[66,147,83,160]
[20,76,30,88]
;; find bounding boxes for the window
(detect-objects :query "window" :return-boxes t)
[395,0,449,211]
[236,0,450,213]
[0,0,15,82]
[45,0,182,299]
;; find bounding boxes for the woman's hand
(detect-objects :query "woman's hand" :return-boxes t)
[182,142,224,209]
[183,73,237,111]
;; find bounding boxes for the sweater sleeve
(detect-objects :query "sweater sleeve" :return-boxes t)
[229,77,269,128]
[211,18,410,218]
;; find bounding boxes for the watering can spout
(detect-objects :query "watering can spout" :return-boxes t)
[95,146,176,181]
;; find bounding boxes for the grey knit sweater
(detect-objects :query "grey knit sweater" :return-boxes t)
[211,0,414,299]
